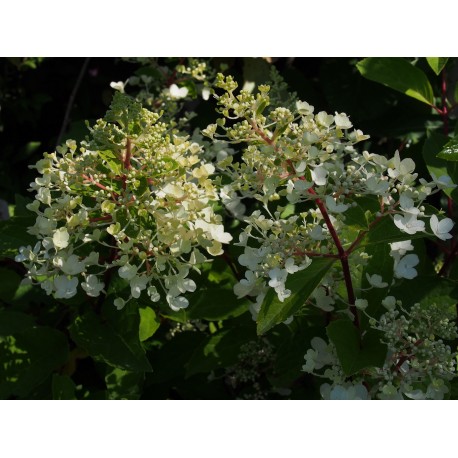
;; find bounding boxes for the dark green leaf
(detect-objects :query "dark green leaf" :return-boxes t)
[326,320,387,376]
[187,287,249,321]
[0,310,35,336]
[52,374,76,400]
[356,58,434,106]
[69,304,152,372]
[362,215,430,247]
[0,216,36,258]
[389,276,458,313]
[186,325,256,377]
[0,268,23,302]
[343,195,380,229]
[271,325,318,388]
[437,136,458,161]
[0,327,69,399]
[243,58,272,86]
[257,257,336,335]
[14,194,34,218]
[422,132,458,197]
[361,243,393,316]
[147,331,206,383]
[426,57,449,76]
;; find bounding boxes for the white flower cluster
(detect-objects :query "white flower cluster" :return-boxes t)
[204,74,455,318]
[16,92,231,311]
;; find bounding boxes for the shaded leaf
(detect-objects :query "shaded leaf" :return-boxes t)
[0,268,23,302]
[257,257,336,335]
[361,243,393,317]
[69,304,152,372]
[389,276,458,313]
[0,310,35,336]
[422,132,458,197]
[326,320,387,376]
[362,215,430,247]
[0,216,36,258]
[186,325,256,377]
[437,136,458,162]
[356,58,434,106]
[147,331,206,383]
[52,374,76,400]
[343,195,380,230]
[0,327,69,399]
[187,287,249,321]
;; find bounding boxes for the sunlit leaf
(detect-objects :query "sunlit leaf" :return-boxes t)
[356,58,434,106]
[426,57,448,76]
[257,257,336,335]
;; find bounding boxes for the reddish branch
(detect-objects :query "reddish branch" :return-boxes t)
[82,174,119,199]
[394,339,424,374]
[308,188,360,328]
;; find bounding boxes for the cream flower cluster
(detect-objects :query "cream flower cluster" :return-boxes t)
[16,92,231,310]
[203,74,455,316]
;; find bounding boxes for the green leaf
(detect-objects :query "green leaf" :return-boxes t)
[343,195,380,230]
[98,150,121,175]
[422,132,458,197]
[139,306,160,342]
[326,320,387,376]
[356,58,434,106]
[362,215,429,247]
[426,57,449,76]
[105,367,144,400]
[69,304,152,372]
[0,268,23,302]
[187,287,249,321]
[0,310,35,336]
[52,374,76,400]
[271,324,319,388]
[0,327,69,399]
[147,331,206,383]
[0,216,36,258]
[437,136,458,161]
[257,257,336,335]
[185,325,256,377]
[361,243,393,316]
[389,276,458,312]
[243,57,272,86]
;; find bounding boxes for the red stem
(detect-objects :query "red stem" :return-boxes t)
[82,174,118,198]
[89,215,112,223]
[249,120,275,147]
[124,138,132,170]
[308,188,359,328]
[438,239,458,276]
[440,69,455,262]
[441,70,449,136]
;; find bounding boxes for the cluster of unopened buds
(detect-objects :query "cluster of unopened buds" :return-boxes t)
[303,300,457,400]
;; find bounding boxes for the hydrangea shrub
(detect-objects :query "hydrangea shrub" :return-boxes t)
[7,57,458,399]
